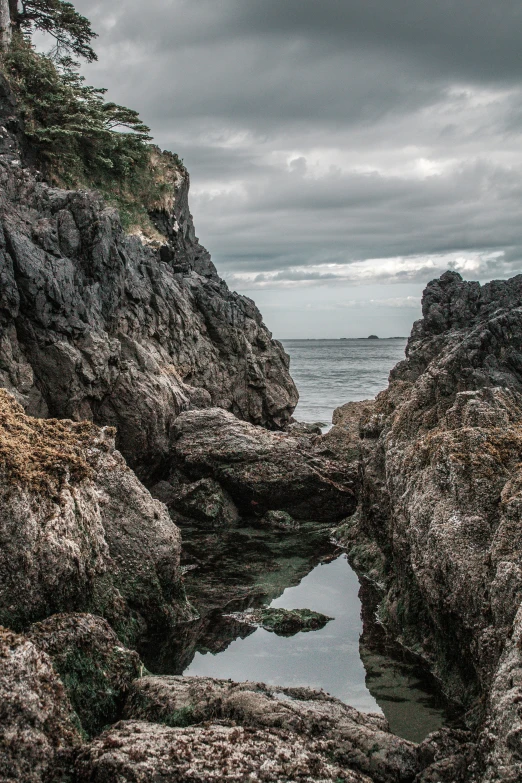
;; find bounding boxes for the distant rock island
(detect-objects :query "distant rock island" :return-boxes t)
[367,334,379,339]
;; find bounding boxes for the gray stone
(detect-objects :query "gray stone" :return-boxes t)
[171,407,358,521]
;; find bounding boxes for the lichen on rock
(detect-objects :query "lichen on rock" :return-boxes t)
[0,626,80,783]
[0,389,189,641]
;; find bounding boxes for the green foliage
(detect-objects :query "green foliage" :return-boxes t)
[2,2,185,236]
[15,0,98,62]
[4,35,152,188]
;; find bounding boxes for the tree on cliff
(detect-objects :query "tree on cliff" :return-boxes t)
[1,0,96,60]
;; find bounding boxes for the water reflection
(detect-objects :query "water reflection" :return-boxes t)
[184,554,453,742]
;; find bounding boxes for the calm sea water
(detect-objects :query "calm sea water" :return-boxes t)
[182,337,454,742]
[281,338,407,426]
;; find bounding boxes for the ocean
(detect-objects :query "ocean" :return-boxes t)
[281,338,408,426]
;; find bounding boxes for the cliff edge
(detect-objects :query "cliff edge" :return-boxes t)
[0,73,297,480]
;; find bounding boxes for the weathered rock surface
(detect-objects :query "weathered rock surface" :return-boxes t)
[0,74,297,480]
[336,271,522,781]
[224,607,333,636]
[0,388,188,640]
[169,407,357,521]
[122,675,451,782]
[0,626,80,783]
[75,720,367,782]
[29,613,142,737]
[152,476,240,529]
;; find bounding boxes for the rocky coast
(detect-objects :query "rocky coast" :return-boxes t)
[1,66,522,782]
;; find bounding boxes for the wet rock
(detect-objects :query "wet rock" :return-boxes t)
[155,477,240,529]
[29,613,142,737]
[75,720,367,782]
[260,509,299,530]
[123,676,421,782]
[224,607,333,636]
[171,407,357,521]
[0,389,188,641]
[0,626,80,783]
[335,272,522,780]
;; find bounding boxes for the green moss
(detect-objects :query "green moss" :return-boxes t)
[55,646,140,738]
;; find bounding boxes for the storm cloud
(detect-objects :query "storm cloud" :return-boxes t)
[68,1,522,336]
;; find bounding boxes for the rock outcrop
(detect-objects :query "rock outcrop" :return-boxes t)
[0,73,297,481]
[166,407,357,522]
[0,388,188,641]
[0,626,80,783]
[336,271,522,781]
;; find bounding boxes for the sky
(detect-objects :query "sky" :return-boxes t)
[70,0,522,338]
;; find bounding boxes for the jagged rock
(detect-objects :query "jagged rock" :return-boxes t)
[153,477,240,529]
[0,388,188,640]
[224,607,333,636]
[29,613,142,737]
[75,720,368,782]
[170,407,357,521]
[260,509,299,529]
[336,272,522,781]
[0,74,298,480]
[0,626,80,783]
[123,676,421,782]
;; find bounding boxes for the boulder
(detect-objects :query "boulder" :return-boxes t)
[153,477,240,529]
[259,509,299,530]
[0,389,189,641]
[0,626,80,783]
[171,408,357,522]
[29,613,142,737]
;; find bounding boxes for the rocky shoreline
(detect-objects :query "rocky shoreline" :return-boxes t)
[1,68,521,782]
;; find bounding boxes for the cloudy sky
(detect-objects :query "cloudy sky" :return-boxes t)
[72,0,522,337]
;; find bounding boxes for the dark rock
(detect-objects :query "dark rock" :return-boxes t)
[29,613,142,738]
[0,88,298,480]
[225,607,333,636]
[259,509,299,530]
[154,477,240,529]
[171,407,357,521]
[0,626,81,783]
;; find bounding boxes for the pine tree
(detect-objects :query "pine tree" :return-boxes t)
[10,0,97,61]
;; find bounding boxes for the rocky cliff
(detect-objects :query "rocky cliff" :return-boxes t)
[0,74,297,481]
[337,271,522,782]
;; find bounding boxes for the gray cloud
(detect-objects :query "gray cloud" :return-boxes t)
[67,0,522,336]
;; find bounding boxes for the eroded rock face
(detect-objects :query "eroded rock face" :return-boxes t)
[336,272,522,781]
[169,407,357,521]
[29,613,142,737]
[0,627,80,783]
[0,79,297,479]
[0,389,188,640]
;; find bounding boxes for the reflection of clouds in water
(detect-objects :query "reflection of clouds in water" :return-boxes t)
[186,555,380,713]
